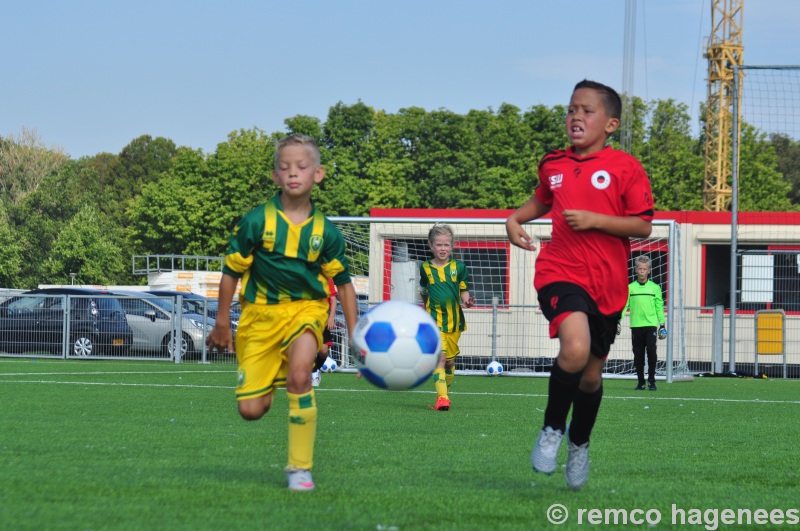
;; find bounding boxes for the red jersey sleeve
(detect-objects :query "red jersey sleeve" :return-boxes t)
[534,150,562,207]
[621,157,654,221]
[327,278,338,298]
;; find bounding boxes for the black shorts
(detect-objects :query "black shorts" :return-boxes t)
[322,327,333,346]
[537,282,620,359]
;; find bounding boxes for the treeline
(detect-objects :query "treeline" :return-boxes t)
[0,99,798,289]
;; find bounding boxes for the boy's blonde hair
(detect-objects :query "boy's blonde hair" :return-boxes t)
[428,223,455,245]
[274,134,321,170]
[634,255,651,269]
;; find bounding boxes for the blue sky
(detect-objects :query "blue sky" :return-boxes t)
[3,0,799,159]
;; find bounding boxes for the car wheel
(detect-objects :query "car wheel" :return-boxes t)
[71,334,95,357]
[162,332,190,359]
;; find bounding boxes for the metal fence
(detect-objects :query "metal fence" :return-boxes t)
[2,296,796,379]
[0,293,221,363]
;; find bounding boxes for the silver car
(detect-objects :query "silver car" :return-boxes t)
[110,291,214,358]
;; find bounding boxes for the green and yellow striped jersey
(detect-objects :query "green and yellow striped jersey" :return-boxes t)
[222,194,351,305]
[419,259,469,333]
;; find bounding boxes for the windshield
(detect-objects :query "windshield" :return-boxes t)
[183,298,215,315]
[147,297,185,313]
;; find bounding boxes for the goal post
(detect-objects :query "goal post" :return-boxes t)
[730,65,800,371]
[332,216,686,382]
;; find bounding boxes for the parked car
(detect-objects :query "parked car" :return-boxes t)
[110,291,214,358]
[0,288,133,357]
[147,290,241,333]
[145,290,218,318]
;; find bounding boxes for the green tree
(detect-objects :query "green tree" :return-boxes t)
[285,115,324,140]
[0,127,68,204]
[203,129,275,253]
[319,102,376,216]
[128,147,214,255]
[99,136,177,226]
[737,125,794,211]
[467,103,539,208]
[7,160,93,288]
[44,204,127,285]
[358,110,419,212]
[770,133,800,205]
[0,202,23,286]
[638,99,705,211]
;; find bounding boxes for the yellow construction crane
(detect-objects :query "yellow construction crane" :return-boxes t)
[703,0,744,212]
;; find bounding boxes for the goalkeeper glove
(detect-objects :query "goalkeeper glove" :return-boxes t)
[658,324,667,340]
[616,321,621,336]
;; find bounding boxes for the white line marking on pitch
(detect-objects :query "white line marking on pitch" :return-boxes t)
[1,378,799,405]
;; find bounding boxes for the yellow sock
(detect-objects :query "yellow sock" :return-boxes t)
[445,368,454,388]
[433,368,448,399]
[287,390,317,470]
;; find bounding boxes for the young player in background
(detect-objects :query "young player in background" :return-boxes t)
[419,223,475,411]
[505,80,654,490]
[621,255,666,391]
[206,134,358,492]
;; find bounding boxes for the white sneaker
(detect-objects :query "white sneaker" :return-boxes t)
[286,467,315,491]
[531,426,564,475]
[565,438,590,490]
[311,371,321,387]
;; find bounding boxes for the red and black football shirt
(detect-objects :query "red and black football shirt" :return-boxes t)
[534,146,654,315]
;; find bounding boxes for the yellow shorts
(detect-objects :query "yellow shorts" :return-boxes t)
[441,330,462,360]
[234,298,328,400]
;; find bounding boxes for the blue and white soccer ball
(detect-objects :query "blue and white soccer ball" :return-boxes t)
[351,300,442,391]
[321,356,338,372]
[486,360,504,376]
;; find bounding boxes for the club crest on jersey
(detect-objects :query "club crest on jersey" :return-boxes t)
[591,170,611,190]
[309,234,323,253]
[548,174,564,189]
[450,265,457,282]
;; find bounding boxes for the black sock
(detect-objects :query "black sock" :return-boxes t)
[542,360,582,433]
[569,385,604,446]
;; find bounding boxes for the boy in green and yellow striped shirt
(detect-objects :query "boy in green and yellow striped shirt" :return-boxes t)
[419,223,475,411]
[206,135,358,492]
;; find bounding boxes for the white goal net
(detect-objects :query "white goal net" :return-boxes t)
[331,216,687,381]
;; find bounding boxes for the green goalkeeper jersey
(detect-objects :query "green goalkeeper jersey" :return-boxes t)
[419,259,469,333]
[622,279,665,328]
[222,193,351,305]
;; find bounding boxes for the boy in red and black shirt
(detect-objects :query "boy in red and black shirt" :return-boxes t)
[506,79,654,490]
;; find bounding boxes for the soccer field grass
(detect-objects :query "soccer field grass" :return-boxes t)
[1,359,798,530]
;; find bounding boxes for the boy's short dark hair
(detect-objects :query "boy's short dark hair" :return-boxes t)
[574,79,622,120]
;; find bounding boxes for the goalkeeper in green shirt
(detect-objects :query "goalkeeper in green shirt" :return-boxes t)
[621,255,665,391]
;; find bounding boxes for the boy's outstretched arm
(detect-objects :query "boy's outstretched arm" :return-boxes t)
[561,210,652,238]
[206,273,238,353]
[506,196,551,251]
[461,290,475,308]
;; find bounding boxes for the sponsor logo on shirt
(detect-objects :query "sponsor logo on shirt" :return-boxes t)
[548,174,564,189]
